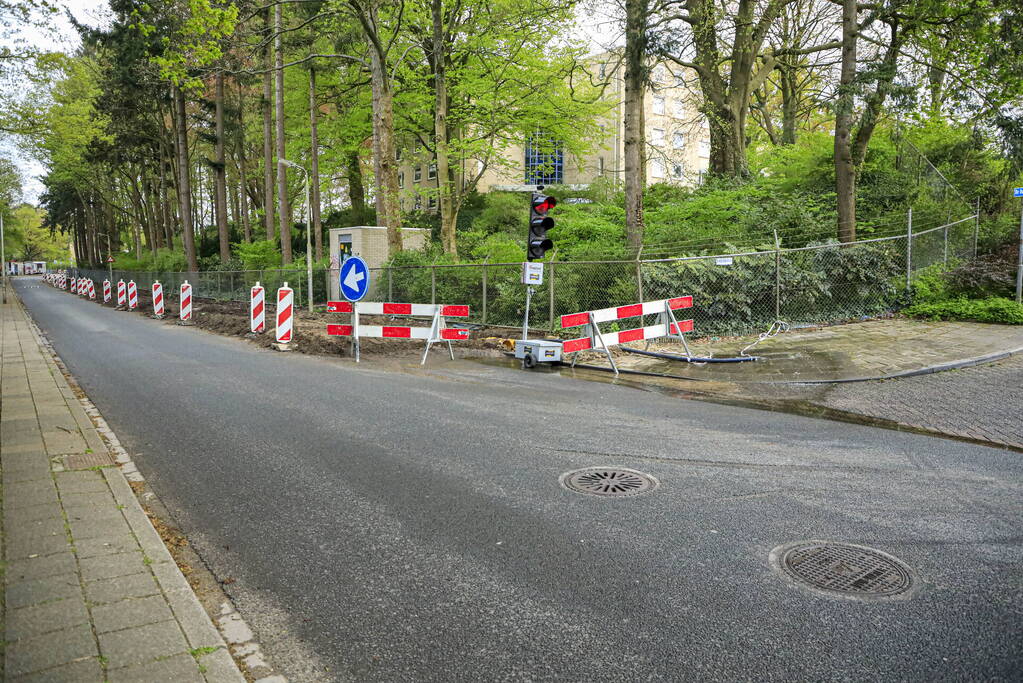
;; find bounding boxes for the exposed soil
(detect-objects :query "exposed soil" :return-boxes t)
[85,286,515,361]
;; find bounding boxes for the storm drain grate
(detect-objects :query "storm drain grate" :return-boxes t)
[560,467,658,497]
[775,542,914,597]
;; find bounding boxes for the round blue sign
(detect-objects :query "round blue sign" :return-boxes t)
[339,256,371,302]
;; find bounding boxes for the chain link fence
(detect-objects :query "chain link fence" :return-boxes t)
[71,213,986,338]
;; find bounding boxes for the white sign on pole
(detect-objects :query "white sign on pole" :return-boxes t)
[522,261,544,285]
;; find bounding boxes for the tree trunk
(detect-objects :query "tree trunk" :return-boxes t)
[235,79,252,243]
[262,8,275,241]
[345,150,366,219]
[367,30,403,252]
[431,0,456,255]
[173,86,199,271]
[308,67,323,261]
[623,0,647,254]
[274,1,293,263]
[780,66,798,145]
[834,0,857,243]
[214,71,231,261]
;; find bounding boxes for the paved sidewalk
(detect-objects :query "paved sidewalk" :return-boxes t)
[1,293,244,681]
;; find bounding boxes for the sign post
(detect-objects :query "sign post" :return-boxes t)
[339,256,370,362]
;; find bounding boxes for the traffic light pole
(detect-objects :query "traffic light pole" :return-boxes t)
[522,286,534,340]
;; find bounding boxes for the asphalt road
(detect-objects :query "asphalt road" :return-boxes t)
[15,278,1023,682]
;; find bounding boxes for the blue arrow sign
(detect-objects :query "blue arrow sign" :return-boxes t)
[1014,187,1023,198]
[339,256,370,302]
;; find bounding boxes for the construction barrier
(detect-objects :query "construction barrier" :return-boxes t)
[70,277,77,294]
[560,296,695,375]
[326,301,470,365]
[250,282,265,334]
[103,280,111,303]
[127,280,138,310]
[87,279,95,300]
[152,281,165,318]
[117,279,126,308]
[276,283,293,344]
[179,280,193,323]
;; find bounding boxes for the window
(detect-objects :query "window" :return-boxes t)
[524,133,564,185]
[698,140,710,157]
[672,163,684,179]
[650,159,664,178]
[428,162,437,180]
[673,100,686,118]
[427,195,437,209]
[598,156,605,176]
[675,74,686,88]
[673,132,685,150]
[599,62,606,79]
[653,66,666,83]
[414,165,422,182]
[395,147,401,161]
[651,128,665,146]
[415,140,422,152]
[414,194,422,210]
[653,96,664,115]
[398,171,404,189]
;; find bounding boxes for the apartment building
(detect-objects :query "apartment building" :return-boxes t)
[395,56,711,210]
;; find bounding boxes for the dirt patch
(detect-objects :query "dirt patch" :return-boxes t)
[91,287,514,361]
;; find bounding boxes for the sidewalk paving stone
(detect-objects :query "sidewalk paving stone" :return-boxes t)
[2,292,245,682]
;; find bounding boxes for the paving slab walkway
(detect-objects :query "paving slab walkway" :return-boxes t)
[1,291,245,682]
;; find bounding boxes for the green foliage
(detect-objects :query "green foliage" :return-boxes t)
[233,240,282,270]
[903,297,1023,324]
[112,248,188,272]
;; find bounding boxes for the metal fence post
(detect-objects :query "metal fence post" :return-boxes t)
[905,208,913,291]
[387,259,394,301]
[943,209,951,265]
[430,263,437,305]
[774,230,781,319]
[548,256,555,331]
[481,260,488,325]
[973,199,980,257]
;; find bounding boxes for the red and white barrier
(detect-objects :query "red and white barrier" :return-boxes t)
[127,280,138,310]
[250,282,265,334]
[152,281,165,318]
[103,280,111,303]
[116,279,126,308]
[326,300,470,364]
[560,296,694,375]
[87,279,95,300]
[276,283,294,345]
[70,277,77,294]
[179,280,193,323]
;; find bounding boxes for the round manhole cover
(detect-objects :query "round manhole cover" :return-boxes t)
[772,541,914,598]
[560,467,658,497]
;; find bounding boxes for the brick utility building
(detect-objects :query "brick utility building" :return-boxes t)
[394,57,712,211]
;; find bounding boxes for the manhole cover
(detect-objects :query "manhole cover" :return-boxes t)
[772,541,914,598]
[560,467,658,497]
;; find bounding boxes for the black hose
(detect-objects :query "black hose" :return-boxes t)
[620,346,759,363]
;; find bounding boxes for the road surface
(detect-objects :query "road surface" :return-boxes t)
[15,278,1023,682]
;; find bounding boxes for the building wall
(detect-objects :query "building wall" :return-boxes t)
[393,55,712,208]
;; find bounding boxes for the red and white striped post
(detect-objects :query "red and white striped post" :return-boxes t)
[70,277,77,295]
[151,281,165,318]
[116,279,126,308]
[103,280,111,303]
[250,281,265,334]
[87,279,95,300]
[127,280,138,310]
[179,280,193,324]
[275,282,294,349]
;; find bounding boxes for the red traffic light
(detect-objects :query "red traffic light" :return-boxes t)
[531,195,557,213]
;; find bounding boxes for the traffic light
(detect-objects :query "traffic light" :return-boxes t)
[528,188,557,261]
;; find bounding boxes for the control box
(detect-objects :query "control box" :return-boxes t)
[514,339,563,367]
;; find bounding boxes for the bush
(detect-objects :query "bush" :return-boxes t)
[903,297,1023,324]
[234,240,282,270]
